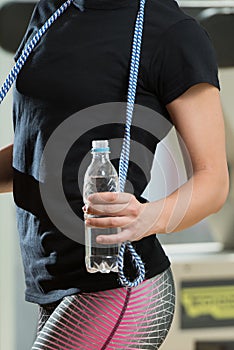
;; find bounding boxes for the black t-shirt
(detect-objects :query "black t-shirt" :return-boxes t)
[13,0,219,304]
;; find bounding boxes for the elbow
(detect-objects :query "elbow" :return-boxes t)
[212,169,230,213]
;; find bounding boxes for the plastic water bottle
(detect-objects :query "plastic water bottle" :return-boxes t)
[83,140,120,273]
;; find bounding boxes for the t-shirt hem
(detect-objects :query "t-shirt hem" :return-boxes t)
[25,287,81,305]
[25,259,171,305]
[145,257,170,280]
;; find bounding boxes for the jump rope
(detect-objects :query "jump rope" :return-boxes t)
[0,0,146,288]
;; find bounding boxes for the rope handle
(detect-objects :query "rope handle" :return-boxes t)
[118,241,145,288]
[0,0,147,288]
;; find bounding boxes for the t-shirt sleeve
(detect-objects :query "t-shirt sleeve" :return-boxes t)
[149,18,220,105]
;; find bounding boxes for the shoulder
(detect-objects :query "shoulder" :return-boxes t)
[145,1,219,105]
[144,0,210,48]
[144,0,214,64]
[144,0,192,35]
[144,0,214,58]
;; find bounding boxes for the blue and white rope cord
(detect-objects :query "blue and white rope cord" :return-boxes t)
[0,0,146,288]
[118,0,146,288]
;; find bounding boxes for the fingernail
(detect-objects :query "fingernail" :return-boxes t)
[96,236,103,243]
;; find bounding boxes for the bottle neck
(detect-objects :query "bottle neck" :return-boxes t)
[92,152,110,161]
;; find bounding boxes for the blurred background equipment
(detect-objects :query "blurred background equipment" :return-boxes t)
[161,1,234,349]
[177,0,234,250]
[0,1,234,349]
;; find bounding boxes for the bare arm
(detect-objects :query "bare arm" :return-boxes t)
[84,83,229,243]
[155,83,229,233]
[0,144,13,193]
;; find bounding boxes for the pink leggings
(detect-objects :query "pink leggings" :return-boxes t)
[32,268,175,350]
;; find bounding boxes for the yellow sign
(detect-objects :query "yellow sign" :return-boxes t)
[181,285,234,320]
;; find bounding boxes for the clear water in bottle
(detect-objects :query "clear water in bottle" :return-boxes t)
[83,141,120,273]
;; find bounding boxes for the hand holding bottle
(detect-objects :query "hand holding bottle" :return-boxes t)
[84,191,163,244]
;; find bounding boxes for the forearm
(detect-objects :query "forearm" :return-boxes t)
[0,144,13,193]
[86,84,229,244]
[151,168,229,234]
[85,167,229,244]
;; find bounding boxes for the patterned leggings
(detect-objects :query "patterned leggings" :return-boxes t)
[32,268,175,350]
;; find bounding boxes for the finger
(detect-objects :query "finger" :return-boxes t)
[87,192,132,204]
[86,203,130,216]
[96,229,131,244]
[85,216,130,228]
[95,228,145,244]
